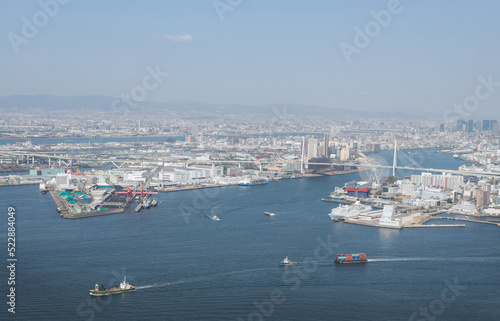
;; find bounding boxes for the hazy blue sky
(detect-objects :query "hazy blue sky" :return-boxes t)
[2,0,500,118]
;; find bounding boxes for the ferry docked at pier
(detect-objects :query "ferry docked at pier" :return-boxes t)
[280,256,299,266]
[328,201,374,221]
[238,178,269,186]
[90,277,135,296]
[39,183,48,194]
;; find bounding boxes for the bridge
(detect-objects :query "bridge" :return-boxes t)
[1,150,499,178]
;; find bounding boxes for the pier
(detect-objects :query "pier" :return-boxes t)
[438,217,500,227]
[406,224,466,228]
[342,219,403,229]
[48,186,134,219]
[321,198,352,204]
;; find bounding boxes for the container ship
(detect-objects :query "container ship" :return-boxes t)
[334,253,367,264]
[89,277,135,296]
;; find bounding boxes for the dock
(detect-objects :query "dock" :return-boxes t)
[406,224,466,228]
[342,219,403,229]
[158,183,238,193]
[439,217,500,226]
[321,198,353,204]
[48,186,134,219]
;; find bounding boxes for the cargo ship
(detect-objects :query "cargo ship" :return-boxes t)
[280,256,299,266]
[334,253,367,264]
[89,276,135,296]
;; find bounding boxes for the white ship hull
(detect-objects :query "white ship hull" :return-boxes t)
[329,202,374,220]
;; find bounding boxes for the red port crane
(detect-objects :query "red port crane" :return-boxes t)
[115,182,157,203]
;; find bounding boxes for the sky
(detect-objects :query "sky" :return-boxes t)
[1,0,500,119]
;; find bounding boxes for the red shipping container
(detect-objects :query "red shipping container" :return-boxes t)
[359,253,367,260]
[345,255,353,260]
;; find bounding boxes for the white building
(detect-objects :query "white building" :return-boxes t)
[125,171,146,182]
[340,145,350,161]
[421,187,447,200]
[307,138,318,158]
[451,201,476,214]
[410,172,463,190]
[379,205,402,227]
[55,173,71,186]
[399,179,416,196]
[159,165,223,184]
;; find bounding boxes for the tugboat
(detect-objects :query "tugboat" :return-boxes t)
[151,199,158,207]
[279,256,299,266]
[90,276,135,296]
[142,198,152,209]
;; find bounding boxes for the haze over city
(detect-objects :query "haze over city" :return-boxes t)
[2,0,500,117]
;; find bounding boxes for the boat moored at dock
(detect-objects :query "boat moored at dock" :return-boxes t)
[334,253,367,264]
[328,201,374,221]
[238,177,269,186]
[39,183,48,194]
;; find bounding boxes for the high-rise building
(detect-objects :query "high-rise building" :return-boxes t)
[368,143,381,152]
[324,134,329,158]
[467,120,474,132]
[482,120,490,131]
[307,138,318,158]
[191,124,199,142]
[475,120,482,131]
[439,124,445,132]
[476,189,490,208]
[410,172,463,190]
[492,121,499,135]
[340,145,350,161]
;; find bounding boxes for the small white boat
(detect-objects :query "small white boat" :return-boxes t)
[264,212,275,217]
[280,256,299,266]
[210,215,220,221]
[39,183,48,194]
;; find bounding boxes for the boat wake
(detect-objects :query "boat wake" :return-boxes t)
[369,257,500,263]
[134,280,186,290]
[368,257,433,262]
[135,268,276,291]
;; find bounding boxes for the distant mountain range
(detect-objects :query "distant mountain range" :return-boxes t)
[0,95,434,119]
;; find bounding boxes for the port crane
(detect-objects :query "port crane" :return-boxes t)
[115,182,157,203]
